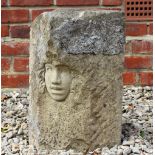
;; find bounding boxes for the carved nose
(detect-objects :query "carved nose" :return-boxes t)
[51,69,61,84]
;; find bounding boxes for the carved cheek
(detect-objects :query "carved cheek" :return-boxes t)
[45,71,52,85]
[62,72,72,89]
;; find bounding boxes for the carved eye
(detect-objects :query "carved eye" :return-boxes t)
[45,66,51,71]
[58,66,69,72]
[58,65,69,72]
[45,64,53,71]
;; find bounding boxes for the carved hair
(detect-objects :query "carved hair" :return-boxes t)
[37,64,46,93]
[36,49,59,94]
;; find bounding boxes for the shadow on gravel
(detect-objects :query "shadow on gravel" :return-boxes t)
[121,123,153,144]
[121,123,139,142]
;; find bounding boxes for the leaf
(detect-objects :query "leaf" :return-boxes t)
[128,103,134,110]
[1,127,9,133]
[1,94,10,101]
[140,130,145,138]
[1,123,10,133]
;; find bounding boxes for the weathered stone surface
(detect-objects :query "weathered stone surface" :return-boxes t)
[29,9,125,153]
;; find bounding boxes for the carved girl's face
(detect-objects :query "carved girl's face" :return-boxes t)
[45,62,72,101]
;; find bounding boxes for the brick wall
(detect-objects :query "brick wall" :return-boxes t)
[1,0,153,88]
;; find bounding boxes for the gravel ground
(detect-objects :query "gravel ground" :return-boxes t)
[1,86,153,155]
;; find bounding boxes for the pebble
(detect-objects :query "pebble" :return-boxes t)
[6,111,14,117]
[21,122,27,130]
[117,149,123,155]
[1,86,153,154]
[11,143,20,153]
[6,131,14,139]
[132,147,140,154]
[18,128,24,135]
[2,137,8,147]
[135,139,141,143]
[123,147,131,155]
[143,147,153,154]
[13,138,20,144]
[123,140,134,146]
[110,145,117,153]
[8,138,13,144]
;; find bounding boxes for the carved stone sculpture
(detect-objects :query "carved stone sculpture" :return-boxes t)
[29,9,125,153]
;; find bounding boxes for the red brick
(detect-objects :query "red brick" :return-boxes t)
[2,10,29,23]
[10,0,52,6]
[125,24,147,36]
[1,25,9,37]
[32,9,54,21]
[139,72,153,86]
[148,23,153,35]
[57,0,99,6]
[2,42,29,56]
[10,25,30,38]
[1,58,11,71]
[102,0,122,6]
[2,75,29,88]
[123,72,136,85]
[2,0,7,6]
[132,40,153,53]
[14,58,29,72]
[124,56,152,69]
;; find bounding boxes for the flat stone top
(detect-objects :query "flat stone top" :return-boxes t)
[32,9,125,55]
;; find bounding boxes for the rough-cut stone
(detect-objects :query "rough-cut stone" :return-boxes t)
[29,9,125,153]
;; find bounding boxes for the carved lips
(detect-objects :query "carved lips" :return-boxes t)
[50,86,65,95]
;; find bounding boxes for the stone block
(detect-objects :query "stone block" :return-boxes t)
[29,9,125,153]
